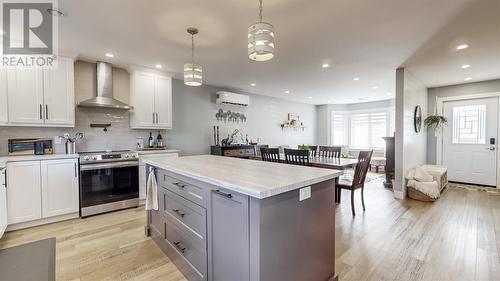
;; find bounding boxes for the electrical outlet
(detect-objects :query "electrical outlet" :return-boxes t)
[54,136,62,144]
[299,186,311,201]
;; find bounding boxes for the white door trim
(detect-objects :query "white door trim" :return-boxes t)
[436,92,500,187]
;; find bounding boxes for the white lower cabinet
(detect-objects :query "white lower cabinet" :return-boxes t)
[139,153,178,200]
[7,158,79,225]
[7,161,42,224]
[41,159,79,218]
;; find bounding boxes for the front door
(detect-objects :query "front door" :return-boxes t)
[442,97,498,186]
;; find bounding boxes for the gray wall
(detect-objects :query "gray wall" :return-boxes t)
[395,68,428,198]
[426,79,500,164]
[0,61,163,155]
[166,79,317,156]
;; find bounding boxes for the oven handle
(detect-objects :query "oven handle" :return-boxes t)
[80,161,139,171]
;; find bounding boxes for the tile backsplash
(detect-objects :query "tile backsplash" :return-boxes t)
[0,60,166,155]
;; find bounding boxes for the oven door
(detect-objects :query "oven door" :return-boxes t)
[79,161,139,208]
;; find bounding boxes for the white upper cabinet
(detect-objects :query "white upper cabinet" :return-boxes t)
[2,56,75,127]
[41,159,79,218]
[154,75,173,128]
[43,57,75,126]
[130,70,172,129]
[0,70,7,124]
[7,69,45,124]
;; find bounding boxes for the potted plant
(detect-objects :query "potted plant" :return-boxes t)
[425,98,448,136]
[298,144,310,151]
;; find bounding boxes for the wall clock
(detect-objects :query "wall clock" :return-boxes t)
[414,105,422,133]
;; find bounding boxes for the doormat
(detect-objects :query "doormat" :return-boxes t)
[447,182,500,195]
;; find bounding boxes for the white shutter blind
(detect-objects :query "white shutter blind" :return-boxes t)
[370,112,387,149]
[350,113,370,148]
[332,112,347,145]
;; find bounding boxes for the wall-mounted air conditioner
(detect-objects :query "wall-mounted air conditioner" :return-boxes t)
[216,91,250,107]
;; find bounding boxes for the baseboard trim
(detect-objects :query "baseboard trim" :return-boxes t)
[6,213,79,231]
[394,190,405,199]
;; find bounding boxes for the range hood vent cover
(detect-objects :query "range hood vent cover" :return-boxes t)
[78,62,132,110]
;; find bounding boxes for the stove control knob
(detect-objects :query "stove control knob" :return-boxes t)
[124,154,130,158]
[91,156,97,160]
[83,156,90,161]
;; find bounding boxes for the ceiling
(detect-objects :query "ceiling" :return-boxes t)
[57,0,500,105]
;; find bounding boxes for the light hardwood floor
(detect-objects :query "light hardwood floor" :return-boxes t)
[1,176,499,281]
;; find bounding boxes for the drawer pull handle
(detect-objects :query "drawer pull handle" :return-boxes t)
[173,182,186,188]
[213,189,232,199]
[172,209,185,218]
[173,241,186,253]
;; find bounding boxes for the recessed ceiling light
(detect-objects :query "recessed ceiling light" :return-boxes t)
[322,63,330,68]
[250,83,256,86]
[464,77,472,81]
[47,8,65,17]
[284,90,290,94]
[308,96,313,99]
[155,64,162,69]
[372,86,378,89]
[456,44,468,50]
[353,77,360,81]
[105,53,114,58]
[461,64,470,69]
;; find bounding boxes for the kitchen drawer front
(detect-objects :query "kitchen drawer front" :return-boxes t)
[164,189,206,247]
[159,171,206,207]
[166,218,207,279]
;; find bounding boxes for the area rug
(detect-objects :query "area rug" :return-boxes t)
[0,238,56,281]
[447,182,500,195]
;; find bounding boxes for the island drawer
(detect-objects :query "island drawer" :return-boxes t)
[164,189,206,249]
[158,171,206,207]
[166,218,207,280]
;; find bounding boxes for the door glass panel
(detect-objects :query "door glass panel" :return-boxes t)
[452,105,486,144]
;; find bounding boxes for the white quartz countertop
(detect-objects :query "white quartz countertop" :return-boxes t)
[144,155,342,199]
[136,149,180,155]
[0,154,79,163]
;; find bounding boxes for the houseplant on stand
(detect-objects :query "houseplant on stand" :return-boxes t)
[425,97,448,136]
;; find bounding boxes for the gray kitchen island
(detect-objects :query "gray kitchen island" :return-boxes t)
[144,155,342,281]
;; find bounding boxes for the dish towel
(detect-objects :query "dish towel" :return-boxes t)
[145,167,159,211]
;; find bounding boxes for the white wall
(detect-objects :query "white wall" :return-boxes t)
[167,80,317,155]
[395,68,428,198]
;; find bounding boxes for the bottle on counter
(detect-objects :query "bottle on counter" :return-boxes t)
[148,132,154,148]
[156,131,163,147]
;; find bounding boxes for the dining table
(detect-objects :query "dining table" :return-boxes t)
[249,154,358,204]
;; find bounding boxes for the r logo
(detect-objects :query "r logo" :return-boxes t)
[2,2,53,55]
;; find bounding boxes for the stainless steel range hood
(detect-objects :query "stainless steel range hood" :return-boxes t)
[78,62,132,110]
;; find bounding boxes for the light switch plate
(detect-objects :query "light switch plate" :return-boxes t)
[299,186,311,201]
[54,136,62,144]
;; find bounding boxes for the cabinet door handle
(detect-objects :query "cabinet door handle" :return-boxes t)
[173,241,186,253]
[153,112,155,124]
[172,209,185,218]
[45,104,48,120]
[74,162,78,178]
[213,189,233,199]
[156,112,159,124]
[39,104,43,119]
[173,182,186,188]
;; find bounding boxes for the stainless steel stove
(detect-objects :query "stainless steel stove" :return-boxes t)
[79,150,139,217]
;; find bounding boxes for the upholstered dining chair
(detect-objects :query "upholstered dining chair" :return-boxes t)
[260,147,281,163]
[284,148,310,166]
[336,150,373,216]
[318,146,342,158]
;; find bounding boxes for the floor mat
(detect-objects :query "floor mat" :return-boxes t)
[447,182,500,195]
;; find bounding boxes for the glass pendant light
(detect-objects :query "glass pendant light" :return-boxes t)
[184,27,202,86]
[248,0,275,61]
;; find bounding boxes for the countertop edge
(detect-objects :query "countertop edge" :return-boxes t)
[144,158,342,199]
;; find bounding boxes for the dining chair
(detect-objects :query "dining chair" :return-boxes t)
[318,146,342,158]
[300,145,317,157]
[284,148,310,166]
[260,147,281,163]
[336,150,373,216]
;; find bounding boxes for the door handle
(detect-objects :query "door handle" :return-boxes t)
[486,147,496,151]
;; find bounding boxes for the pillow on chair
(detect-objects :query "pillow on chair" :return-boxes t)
[414,166,434,182]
